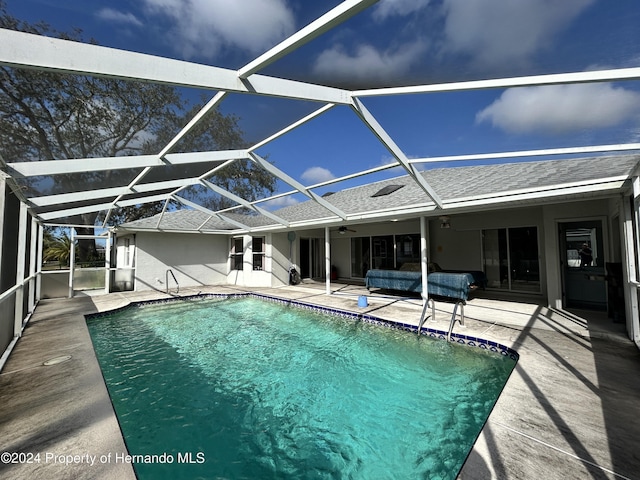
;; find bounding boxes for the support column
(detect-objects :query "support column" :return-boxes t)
[105,230,112,294]
[36,224,43,301]
[325,227,331,296]
[68,229,75,298]
[14,203,28,336]
[625,181,640,345]
[0,178,5,280]
[28,217,38,312]
[420,216,429,305]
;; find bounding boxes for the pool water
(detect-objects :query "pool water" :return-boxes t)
[87,296,516,479]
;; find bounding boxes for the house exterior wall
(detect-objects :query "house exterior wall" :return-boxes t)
[134,232,228,291]
[227,233,286,287]
[319,200,617,309]
[332,236,351,278]
[123,197,620,314]
[271,232,291,287]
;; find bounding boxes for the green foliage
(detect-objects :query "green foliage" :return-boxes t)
[42,232,75,267]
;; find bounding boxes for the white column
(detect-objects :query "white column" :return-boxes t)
[68,229,75,298]
[0,178,5,278]
[625,181,640,345]
[28,216,38,312]
[105,230,112,294]
[36,223,43,302]
[325,227,331,295]
[14,203,28,336]
[420,216,429,304]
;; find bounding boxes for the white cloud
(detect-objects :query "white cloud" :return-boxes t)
[142,0,295,59]
[301,166,336,184]
[442,0,594,66]
[313,40,428,84]
[262,196,299,210]
[372,0,431,21]
[97,8,143,27]
[375,155,404,174]
[476,83,640,134]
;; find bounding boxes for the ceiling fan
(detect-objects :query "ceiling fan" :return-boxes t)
[335,226,357,235]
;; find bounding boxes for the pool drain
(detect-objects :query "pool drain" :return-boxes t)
[43,355,72,366]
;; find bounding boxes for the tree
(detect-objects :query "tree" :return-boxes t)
[0,3,276,257]
[42,231,75,267]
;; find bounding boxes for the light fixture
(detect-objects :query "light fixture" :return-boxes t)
[439,216,451,229]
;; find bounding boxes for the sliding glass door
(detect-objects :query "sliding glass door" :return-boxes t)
[351,234,422,278]
[482,226,540,292]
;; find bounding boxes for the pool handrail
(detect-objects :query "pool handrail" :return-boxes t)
[166,269,179,295]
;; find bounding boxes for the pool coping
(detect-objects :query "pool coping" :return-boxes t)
[85,292,520,362]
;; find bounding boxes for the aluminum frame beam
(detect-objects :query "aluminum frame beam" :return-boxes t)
[200,179,289,227]
[6,150,249,177]
[239,0,380,78]
[172,195,251,231]
[249,152,348,220]
[30,178,199,207]
[101,92,231,227]
[350,97,444,208]
[0,29,352,104]
[353,67,640,97]
[409,143,640,166]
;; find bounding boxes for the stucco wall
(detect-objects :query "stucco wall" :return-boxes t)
[271,232,291,287]
[134,232,228,291]
[332,236,351,278]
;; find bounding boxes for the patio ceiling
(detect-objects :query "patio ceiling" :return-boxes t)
[1,0,640,232]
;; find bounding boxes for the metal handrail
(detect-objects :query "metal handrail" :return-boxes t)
[416,298,435,335]
[446,302,465,342]
[166,269,179,295]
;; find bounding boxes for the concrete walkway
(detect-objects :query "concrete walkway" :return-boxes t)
[1,283,639,479]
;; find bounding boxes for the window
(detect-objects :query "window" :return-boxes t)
[252,236,265,271]
[395,234,421,269]
[231,237,243,271]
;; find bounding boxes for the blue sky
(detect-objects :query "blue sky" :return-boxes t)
[4,0,640,208]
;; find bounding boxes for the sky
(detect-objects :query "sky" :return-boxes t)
[4,0,640,209]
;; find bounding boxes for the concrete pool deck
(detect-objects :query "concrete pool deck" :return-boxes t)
[1,283,639,479]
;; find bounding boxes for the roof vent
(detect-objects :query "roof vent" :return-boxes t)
[322,191,336,197]
[371,184,404,198]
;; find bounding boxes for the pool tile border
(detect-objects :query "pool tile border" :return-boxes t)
[86,292,519,361]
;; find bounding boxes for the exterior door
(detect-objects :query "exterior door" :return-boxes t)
[482,226,540,292]
[560,220,607,310]
[300,238,322,279]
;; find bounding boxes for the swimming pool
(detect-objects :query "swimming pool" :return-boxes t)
[87,294,517,479]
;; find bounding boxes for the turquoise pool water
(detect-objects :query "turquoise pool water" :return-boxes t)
[87,296,516,479]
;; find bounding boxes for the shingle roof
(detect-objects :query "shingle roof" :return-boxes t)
[118,154,639,232]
